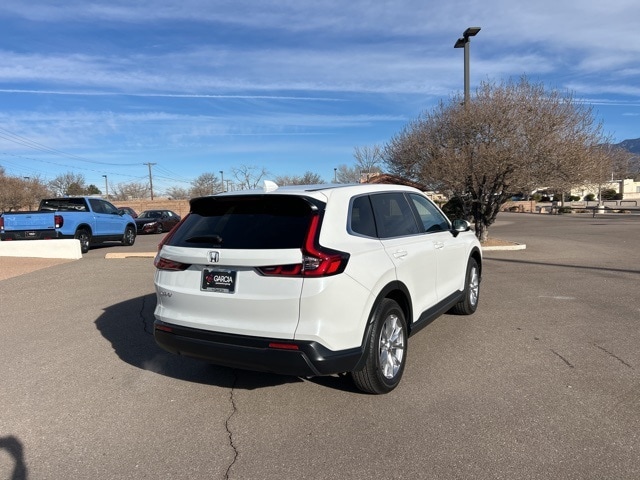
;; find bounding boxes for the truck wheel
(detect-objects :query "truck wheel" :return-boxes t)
[351,298,407,394]
[75,229,91,254]
[122,226,136,246]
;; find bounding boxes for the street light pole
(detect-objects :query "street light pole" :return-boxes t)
[219,170,224,193]
[454,27,481,107]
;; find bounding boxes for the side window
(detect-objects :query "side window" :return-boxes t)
[350,196,377,237]
[88,199,105,214]
[370,193,419,239]
[409,193,450,233]
[101,201,119,215]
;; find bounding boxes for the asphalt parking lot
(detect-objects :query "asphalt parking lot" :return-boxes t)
[1,213,639,479]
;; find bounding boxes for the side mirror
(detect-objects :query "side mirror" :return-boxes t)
[451,219,471,234]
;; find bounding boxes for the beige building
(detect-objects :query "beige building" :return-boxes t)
[571,178,640,201]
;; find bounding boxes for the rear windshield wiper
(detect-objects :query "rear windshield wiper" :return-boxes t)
[184,235,223,246]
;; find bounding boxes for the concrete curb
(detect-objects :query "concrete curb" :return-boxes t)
[105,252,156,258]
[0,239,82,259]
[482,243,527,251]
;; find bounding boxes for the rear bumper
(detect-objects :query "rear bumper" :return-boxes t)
[1,229,59,240]
[154,320,364,377]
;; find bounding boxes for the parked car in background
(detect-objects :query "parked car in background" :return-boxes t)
[153,183,482,394]
[135,209,181,234]
[117,206,138,218]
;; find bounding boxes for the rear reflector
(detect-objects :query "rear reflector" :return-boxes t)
[268,342,300,350]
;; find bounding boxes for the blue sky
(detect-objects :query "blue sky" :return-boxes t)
[0,0,639,194]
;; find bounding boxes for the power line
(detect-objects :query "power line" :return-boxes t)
[0,151,145,182]
[0,126,139,166]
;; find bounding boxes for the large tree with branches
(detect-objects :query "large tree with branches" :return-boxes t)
[384,77,609,242]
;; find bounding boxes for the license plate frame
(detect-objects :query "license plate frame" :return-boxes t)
[201,268,236,293]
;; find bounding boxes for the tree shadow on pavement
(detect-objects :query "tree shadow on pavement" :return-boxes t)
[94,294,303,391]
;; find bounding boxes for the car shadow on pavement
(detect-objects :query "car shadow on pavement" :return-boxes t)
[94,294,304,391]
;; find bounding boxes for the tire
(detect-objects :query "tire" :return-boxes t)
[449,257,480,315]
[156,224,163,234]
[351,298,408,394]
[75,228,91,254]
[122,225,136,246]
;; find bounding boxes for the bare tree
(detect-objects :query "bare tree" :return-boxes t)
[385,77,608,242]
[231,165,269,190]
[353,145,383,180]
[334,164,361,184]
[191,172,221,197]
[0,174,50,211]
[112,182,149,200]
[166,186,191,200]
[274,171,324,185]
[49,172,87,196]
[582,144,635,201]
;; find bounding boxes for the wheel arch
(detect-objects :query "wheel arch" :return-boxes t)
[353,281,412,371]
[470,246,482,278]
[75,223,93,236]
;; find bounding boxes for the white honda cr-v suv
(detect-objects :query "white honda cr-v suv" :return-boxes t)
[153,182,482,394]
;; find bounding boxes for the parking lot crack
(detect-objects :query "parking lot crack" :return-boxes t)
[224,370,239,480]
[593,343,633,369]
[139,294,153,335]
[550,349,574,368]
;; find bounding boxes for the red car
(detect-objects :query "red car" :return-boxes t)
[135,210,181,234]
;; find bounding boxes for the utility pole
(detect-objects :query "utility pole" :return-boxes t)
[144,162,157,200]
[102,175,109,199]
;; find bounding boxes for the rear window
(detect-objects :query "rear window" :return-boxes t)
[39,198,88,212]
[166,195,320,249]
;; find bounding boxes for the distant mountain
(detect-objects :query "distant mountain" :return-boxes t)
[613,138,640,177]
[615,138,640,154]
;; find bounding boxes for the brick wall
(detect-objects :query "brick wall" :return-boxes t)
[111,198,191,217]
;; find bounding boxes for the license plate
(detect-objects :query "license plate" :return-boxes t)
[25,231,37,238]
[201,269,236,293]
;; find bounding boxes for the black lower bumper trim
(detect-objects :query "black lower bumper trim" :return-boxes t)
[154,320,364,377]
[1,230,59,240]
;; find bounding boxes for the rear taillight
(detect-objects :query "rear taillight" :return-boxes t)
[54,215,63,228]
[154,255,190,271]
[257,213,349,277]
[301,214,349,276]
[0,216,4,231]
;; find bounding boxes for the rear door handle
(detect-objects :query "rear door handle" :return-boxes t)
[393,250,408,259]
[434,242,445,250]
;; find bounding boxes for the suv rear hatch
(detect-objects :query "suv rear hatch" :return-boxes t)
[154,194,339,339]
